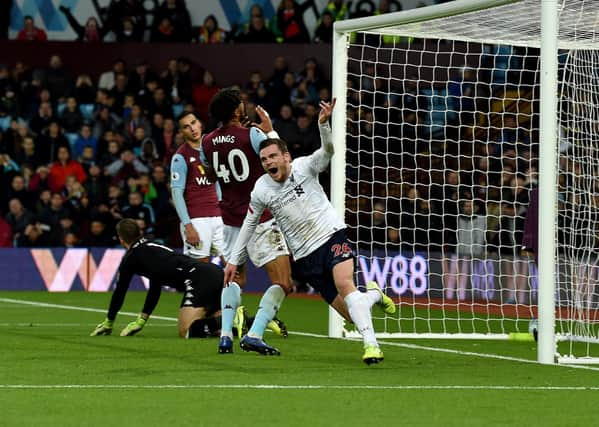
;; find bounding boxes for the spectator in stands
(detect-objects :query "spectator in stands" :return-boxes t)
[5,198,34,243]
[98,59,127,91]
[16,221,60,247]
[276,0,311,43]
[146,87,172,120]
[272,71,295,114]
[106,148,149,187]
[105,0,146,42]
[150,17,178,43]
[72,74,96,105]
[446,196,487,301]
[99,139,122,168]
[29,165,50,195]
[0,210,12,246]
[0,153,20,176]
[110,73,129,114]
[153,117,175,157]
[80,218,114,247]
[174,57,194,105]
[274,104,298,143]
[73,123,98,160]
[29,102,54,136]
[7,174,34,210]
[128,61,158,101]
[196,15,227,43]
[150,164,171,218]
[15,136,42,169]
[121,190,155,234]
[313,10,333,44]
[48,145,87,193]
[92,106,123,141]
[236,6,277,43]
[83,164,108,206]
[59,97,84,134]
[154,0,192,42]
[37,121,69,165]
[138,136,160,169]
[16,15,48,41]
[268,56,290,96]
[192,70,219,122]
[39,192,71,230]
[59,6,107,42]
[294,113,320,156]
[44,55,72,103]
[124,104,151,142]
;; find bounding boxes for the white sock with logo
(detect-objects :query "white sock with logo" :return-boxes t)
[344,290,378,347]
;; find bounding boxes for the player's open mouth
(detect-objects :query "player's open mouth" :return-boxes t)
[268,167,278,174]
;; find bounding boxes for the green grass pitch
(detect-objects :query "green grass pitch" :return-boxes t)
[2,290,599,427]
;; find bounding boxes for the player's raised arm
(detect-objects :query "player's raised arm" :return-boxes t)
[308,98,336,174]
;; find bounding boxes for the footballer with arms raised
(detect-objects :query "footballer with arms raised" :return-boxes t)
[171,112,224,263]
[202,88,291,355]
[90,219,223,338]
[224,99,395,364]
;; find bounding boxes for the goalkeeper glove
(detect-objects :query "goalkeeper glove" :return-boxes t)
[120,316,147,336]
[90,318,113,336]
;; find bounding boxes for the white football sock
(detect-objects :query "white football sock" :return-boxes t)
[344,290,378,347]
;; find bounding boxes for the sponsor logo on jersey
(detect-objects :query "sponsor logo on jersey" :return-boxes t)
[195,176,211,186]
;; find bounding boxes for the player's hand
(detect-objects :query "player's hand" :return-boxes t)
[90,318,113,336]
[184,223,200,248]
[120,316,147,336]
[253,106,274,133]
[318,98,336,124]
[223,263,239,286]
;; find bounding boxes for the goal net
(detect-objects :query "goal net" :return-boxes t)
[330,0,599,363]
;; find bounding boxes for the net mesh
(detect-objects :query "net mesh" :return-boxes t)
[341,0,599,358]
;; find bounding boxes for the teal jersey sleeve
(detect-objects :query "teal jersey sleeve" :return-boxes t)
[250,127,267,154]
[170,153,191,225]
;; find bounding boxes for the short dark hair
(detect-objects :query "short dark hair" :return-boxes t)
[259,138,288,154]
[209,88,242,124]
[176,110,200,126]
[116,218,141,245]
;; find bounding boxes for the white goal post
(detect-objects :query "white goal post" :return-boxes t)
[330,0,599,365]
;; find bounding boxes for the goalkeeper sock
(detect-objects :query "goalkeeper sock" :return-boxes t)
[247,284,286,339]
[345,290,378,347]
[187,319,208,338]
[220,282,241,339]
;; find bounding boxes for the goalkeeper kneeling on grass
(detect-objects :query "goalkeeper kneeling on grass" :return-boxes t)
[91,219,288,338]
[91,218,226,338]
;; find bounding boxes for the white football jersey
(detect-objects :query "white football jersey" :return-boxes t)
[229,122,346,263]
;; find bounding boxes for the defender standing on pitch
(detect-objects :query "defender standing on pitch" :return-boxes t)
[172,112,223,262]
[202,88,292,355]
[90,219,223,338]
[224,99,392,364]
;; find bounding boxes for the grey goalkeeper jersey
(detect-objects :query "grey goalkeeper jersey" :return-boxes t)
[229,122,346,264]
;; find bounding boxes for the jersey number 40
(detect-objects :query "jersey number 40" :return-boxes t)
[212,149,250,183]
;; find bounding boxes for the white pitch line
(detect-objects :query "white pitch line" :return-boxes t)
[3,297,599,372]
[0,323,174,327]
[0,298,178,322]
[1,384,599,391]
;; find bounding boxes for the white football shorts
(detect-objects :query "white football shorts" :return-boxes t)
[180,216,224,258]
[223,218,289,267]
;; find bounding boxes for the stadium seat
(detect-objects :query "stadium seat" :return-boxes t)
[0,116,11,131]
[79,104,95,120]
